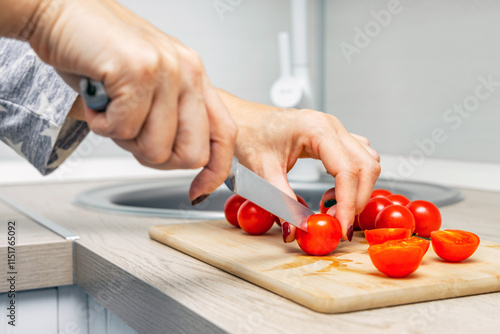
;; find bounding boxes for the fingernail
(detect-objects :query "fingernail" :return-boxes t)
[347,224,354,242]
[282,222,291,242]
[191,194,209,206]
[324,199,337,208]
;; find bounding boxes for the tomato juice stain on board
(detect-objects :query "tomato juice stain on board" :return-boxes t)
[264,255,366,276]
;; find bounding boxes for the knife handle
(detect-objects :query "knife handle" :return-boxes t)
[79,78,110,112]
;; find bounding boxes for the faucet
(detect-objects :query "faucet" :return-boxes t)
[271,0,320,182]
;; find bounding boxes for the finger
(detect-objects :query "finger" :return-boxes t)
[340,136,381,214]
[115,79,179,165]
[350,133,370,145]
[318,139,359,240]
[85,66,154,140]
[189,80,237,203]
[161,89,210,169]
[320,187,337,210]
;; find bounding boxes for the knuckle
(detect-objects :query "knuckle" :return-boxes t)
[178,149,209,169]
[139,144,172,166]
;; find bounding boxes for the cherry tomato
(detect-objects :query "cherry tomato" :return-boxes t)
[368,239,425,278]
[224,194,246,228]
[398,237,431,255]
[319,200,327,214]
[431,230,480,262]
[370,189,392,198]
[237,201,275,235]
[386,194,410,206]
[297,195,308,208]
[406,200,442,238]
[358,197,392,230]
[296,214,342,256]
[375,204,416,234]
[353,214,361,231]
[364,228,412,246]
[319,198,336,214]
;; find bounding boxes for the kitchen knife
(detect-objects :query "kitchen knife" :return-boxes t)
[225,157,312,232]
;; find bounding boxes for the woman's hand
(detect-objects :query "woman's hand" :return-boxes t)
[218,90,381,242]
[19,0,237,204]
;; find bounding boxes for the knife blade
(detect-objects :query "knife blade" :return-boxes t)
[225,157,312,232]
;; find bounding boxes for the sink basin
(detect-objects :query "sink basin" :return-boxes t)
[74,176,463,220]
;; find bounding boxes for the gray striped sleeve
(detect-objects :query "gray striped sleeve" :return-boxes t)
[0,37,89,175]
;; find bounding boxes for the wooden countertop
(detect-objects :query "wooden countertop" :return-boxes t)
[0,201,73,292]
[0,179,499,334]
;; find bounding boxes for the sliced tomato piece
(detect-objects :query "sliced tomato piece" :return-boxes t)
[364,228,412,246]
[368,239,424,278]
[431,230,480,262]
[404,237,431,255]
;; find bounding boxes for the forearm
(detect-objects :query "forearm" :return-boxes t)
[0,0,43,38]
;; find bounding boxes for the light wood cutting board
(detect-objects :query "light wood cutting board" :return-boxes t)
[149,221,500,313]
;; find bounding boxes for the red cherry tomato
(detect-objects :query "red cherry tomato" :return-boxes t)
[353,214,361,231]
[224,194,246,228]
[398,237,431,255]
[375,204,416,234]
[319,198,336,214]
[297,195,308,208]
[364,228,412,246]
[386,194,410,206]
[370,189,392,198]
[296,214,342,256]
[237,201,275,235]
[431,230,480,262]
[319,200,327,214]
[406,200,442,238]
[358,197,392,230]
[368,239,425,278]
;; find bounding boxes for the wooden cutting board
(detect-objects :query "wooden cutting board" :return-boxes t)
[149,221,500,313]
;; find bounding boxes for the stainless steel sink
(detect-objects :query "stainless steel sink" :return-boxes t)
[74,176,463,220]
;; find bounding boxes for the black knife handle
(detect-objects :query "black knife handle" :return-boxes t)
[79,78,110,112]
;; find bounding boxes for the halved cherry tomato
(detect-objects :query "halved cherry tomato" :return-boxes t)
[358,197,392,230]
[224,194,246,228]
[431,230,480,262]
[402,237,431,255]
[386,194,410,206]
[296,214,342,256]
[375,204,416,234]
[406,200,442,238]
[364,228,412,246]
[237,201,275,235]
[370,189,392,198]
[368,239,425,278]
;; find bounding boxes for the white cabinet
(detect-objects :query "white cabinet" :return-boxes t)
[1,285,137,334]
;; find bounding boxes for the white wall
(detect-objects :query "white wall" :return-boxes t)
[325,0,500,164]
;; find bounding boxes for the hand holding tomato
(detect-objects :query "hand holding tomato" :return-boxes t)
[217,91,381,243]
